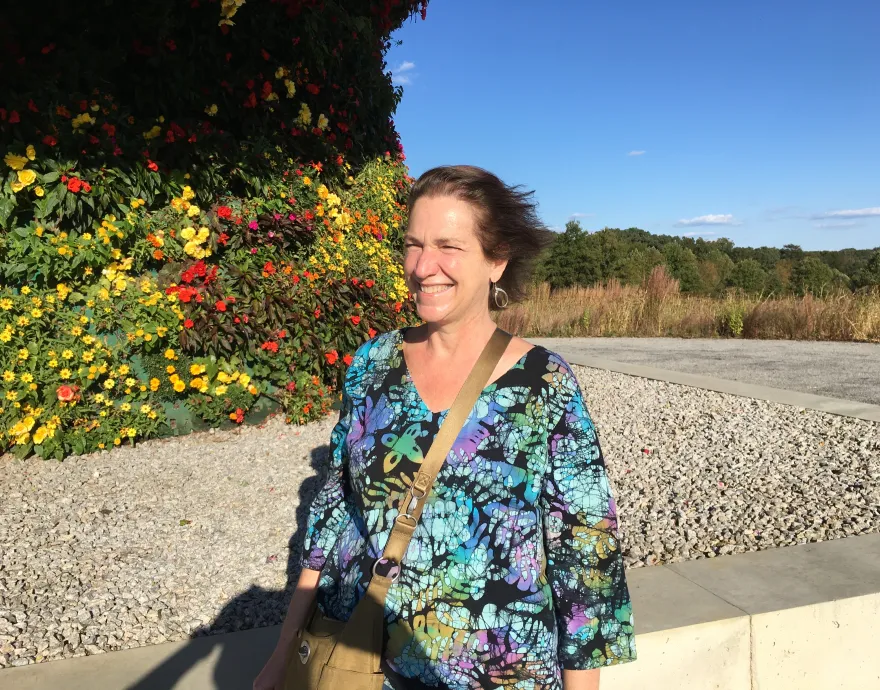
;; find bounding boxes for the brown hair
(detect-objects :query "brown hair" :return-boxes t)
[407,165,554,311]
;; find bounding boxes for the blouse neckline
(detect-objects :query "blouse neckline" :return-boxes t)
[396,326,537,416]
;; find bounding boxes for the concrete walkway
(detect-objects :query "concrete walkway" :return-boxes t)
[529,336,880,407]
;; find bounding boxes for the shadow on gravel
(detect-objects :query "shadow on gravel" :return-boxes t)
[125,443,330,690]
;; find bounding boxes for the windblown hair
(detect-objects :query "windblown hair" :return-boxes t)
[407,165,554,310]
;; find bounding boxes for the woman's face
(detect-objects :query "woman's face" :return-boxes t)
[403,195,507,324]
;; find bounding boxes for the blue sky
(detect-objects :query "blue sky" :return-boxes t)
[387,0,879,252]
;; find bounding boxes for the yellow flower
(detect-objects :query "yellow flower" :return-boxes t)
[82,351,94,363]
[189,377,205,389]
[2,371,14,382]
[156,326,168,337]
[239,373,251,387]
[0,298,12,310]
[187,205,200,218]
[173,379,186,393]
[298,103,312,126]
[94,393,105,403]
[26,145,36,161]
[143,125,162,140]
[33,426,48,445]
[127,427,137,439]
[125,377,137,387]
[120,403,131,412]
[4,153,28,170]
[302,176,312,186]
[5,391,18,401]
[17,169,36,187]
[285,80,296,97]
[21,373,33,383]
[114,437,121,446]
[34,186,44,197]
[62,349,74,360]
[48,359,58,368]
[11,181,24,193]
[59,368,71,379]
[118,364,130,375]
[317,114,329,130]
[205,104,218,116]
[18,348,29,361]
[180,227,196,240]
[214,385,228,395]
[164,349,176,360]
[140,404,152,414]
[21,286,31,294]
[103,379,115,390]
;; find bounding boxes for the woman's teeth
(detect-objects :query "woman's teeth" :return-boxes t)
[420,285,452,294]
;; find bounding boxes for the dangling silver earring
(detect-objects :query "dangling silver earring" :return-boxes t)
[491,281,509,309]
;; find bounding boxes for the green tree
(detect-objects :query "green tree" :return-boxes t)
[622,246,664,286]
[662,243,703,293]
[542,221,601,289]
[852,250,880,290]
[727,259,768,294]
[780,244,805,261]
[790,257,836,296]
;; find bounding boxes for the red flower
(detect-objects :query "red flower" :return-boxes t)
[232,407,245,424]
[234,317,241,324]
[368,328,377,338]
[350,315,361,325]
[166,39,177,51]
[218,232,229,246]
[81,182,92,193]
[262,261,276,276]
[61,175,68,183]
[215,300,227,312]
[261,48,271,60]
[325,350,339,365]
[146,160,159,172]
[394,302,402,313]
[184,319,194,328]
[217,206,233,219]
[243,92,257,108]
[261,341,279,353]
[351,277,359,285]
[8,111,20,124]
[365,279,375,288]
[314,308,321,319]
[343,354,353,366]
[306,83,320,95]
[278,329,287,338]
[41,43,56,54]
[292,274,301,284]
[27,99,39,113]
[67,177,83,193]
[56,384,77,402]
[261,81,273,99]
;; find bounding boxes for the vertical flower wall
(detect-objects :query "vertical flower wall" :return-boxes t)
[0,0,427,459]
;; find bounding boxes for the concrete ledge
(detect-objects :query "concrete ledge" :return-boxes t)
[3,534,879,689]
[553,351,880,423]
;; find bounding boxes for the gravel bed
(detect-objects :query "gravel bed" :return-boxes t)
[1,364,878,669]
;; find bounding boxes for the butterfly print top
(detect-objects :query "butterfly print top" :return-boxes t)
[301,327,637,689]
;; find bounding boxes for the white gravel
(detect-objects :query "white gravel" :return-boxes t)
[1,364,878,668]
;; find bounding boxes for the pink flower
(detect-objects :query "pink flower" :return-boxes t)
[268,231,275,238]
[250,248,258,254]
[248,220,259,230]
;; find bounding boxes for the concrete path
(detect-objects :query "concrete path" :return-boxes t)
[528,337,880,407]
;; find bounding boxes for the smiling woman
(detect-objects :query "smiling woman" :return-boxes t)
[260,166,637,690]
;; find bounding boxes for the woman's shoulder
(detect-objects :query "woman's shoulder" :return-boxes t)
[522,342,581,400]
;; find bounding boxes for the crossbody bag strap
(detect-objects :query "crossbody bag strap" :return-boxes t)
[372,326,512,586]
[327,327,512,674]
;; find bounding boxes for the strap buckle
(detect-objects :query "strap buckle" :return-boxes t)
[397,484,427,525]
[372,557,401,582]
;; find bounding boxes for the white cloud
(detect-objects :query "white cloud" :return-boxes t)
[627,150,646,156]
[682,231,718,237]
[568,212,594,219]
[812,207,880,220]
[391,61,416,86]
[814,220,860,229]
[674,214,738,227]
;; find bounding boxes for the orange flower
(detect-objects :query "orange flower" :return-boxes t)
[153,249,165,260]
[56,384,78,402]
[325,350,339,365]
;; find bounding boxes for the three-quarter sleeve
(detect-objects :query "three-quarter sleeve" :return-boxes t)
[541,368,637,670]
[300,383,357,571]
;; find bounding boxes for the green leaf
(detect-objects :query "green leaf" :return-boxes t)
[41,171,60,184]
[0,197,14,227]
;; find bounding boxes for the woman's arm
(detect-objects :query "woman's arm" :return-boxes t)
[541,365,637,675]
[563,668,600,690]
[271,567,320,655]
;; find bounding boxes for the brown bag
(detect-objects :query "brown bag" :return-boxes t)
[284,328,513,690]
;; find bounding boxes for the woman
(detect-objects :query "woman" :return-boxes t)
[255,165,636,690]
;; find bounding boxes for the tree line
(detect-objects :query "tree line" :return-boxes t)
[534,222,880,297]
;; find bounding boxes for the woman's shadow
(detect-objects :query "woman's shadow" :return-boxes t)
[125,443,330,690]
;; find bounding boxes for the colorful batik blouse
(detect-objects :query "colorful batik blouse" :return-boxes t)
[301,327,636,689]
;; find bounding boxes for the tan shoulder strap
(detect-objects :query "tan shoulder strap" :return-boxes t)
[373,326,512,583]
[329,326,512,672]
